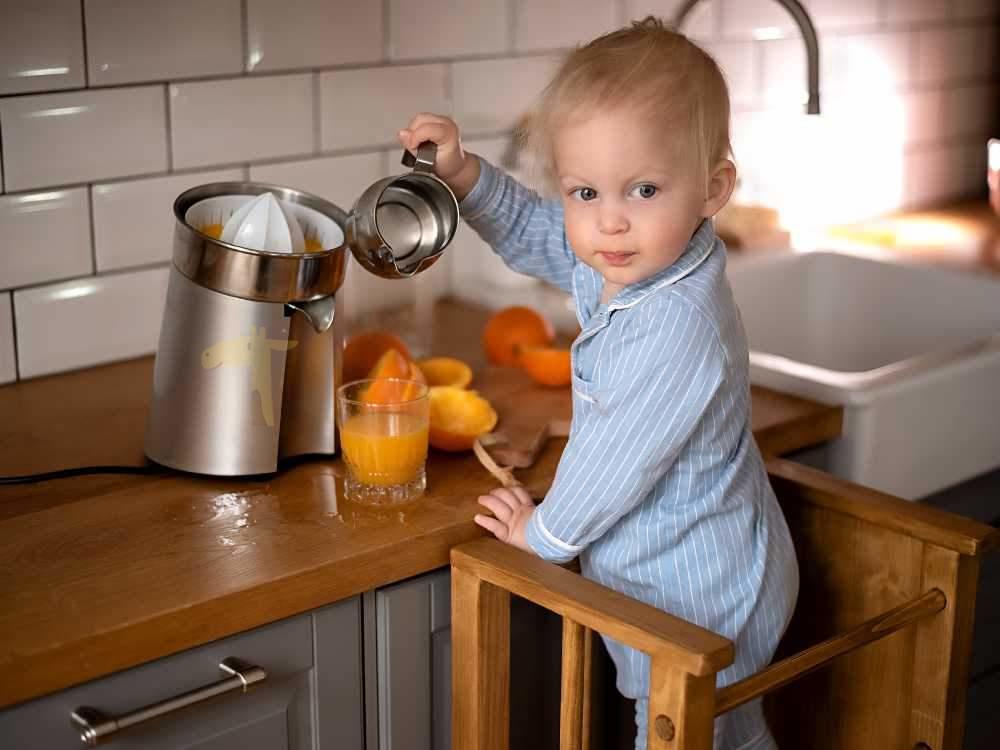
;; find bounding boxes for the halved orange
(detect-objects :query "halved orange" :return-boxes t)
[362,349,426,404]
[343,331,412,383]
[417,356,474,388]
[518,346,571,387]
[482,306,555,366]
[428,386,498,452]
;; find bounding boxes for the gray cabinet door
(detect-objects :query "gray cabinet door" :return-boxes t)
[0,598,363,750]
[367,570,451,750]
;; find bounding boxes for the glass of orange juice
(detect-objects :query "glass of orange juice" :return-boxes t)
[337,379,430,505]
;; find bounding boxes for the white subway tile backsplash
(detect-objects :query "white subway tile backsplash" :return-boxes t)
[0,0,85,95]
[954,0,1000,19]
[513,0,618,51]
[14,267,169,379]
[447,137,532,293]
[904,145,968,208]
[963,140,989,195]
[0,188,92,289]
[721,0,799,38]
[916,27,994,84]
[0,294,16,384]
[806,0,881,31]
[886,0,952,24]
[320,65,448,151]
[389,0,507,60]
[761,38,807,107]
[452,57,560,134]
[250,153,387,214]
[85,0,242,86]
[702,41,756,109]
[247,0,383,72]
[941,84,995,141]
[0,0,994,381]
[170,74,314,169]
[902,89,943,145]
[91,168,243,273]
[822,32,913,94]
[0,86,168,192]
[626,0,718,39]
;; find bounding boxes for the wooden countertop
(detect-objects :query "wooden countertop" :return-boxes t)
[0,299,842,710]
[823,199,1000,276]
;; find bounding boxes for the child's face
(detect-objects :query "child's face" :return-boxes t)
[553,107,710,293]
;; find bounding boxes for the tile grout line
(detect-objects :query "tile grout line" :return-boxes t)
[507,0,518,53]
[312,72,321,154]
[163,84,174,172]
[79,0,90,87]
[382,0,392,61]
[0,15,994,102]
[8,292,20,382]
[241,0,250,75]
[0,260,172,297]
[86,186,98,276]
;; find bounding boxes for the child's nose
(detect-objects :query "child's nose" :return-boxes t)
[597,204,628,234]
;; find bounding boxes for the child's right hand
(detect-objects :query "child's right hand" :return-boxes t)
[398,113,480,201]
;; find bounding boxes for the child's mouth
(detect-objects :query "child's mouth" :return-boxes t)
[598,251,635,267]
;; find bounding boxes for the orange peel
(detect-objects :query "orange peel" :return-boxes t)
[417,356,474,388]
[428,386,498,452]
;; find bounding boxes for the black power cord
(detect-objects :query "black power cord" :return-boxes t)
[0,465,164,486]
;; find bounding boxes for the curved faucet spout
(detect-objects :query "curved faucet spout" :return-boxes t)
[673,0,820,114]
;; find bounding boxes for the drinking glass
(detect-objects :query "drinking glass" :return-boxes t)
[337,379,430,504]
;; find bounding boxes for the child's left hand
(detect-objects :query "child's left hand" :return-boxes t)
[474,486,536,553]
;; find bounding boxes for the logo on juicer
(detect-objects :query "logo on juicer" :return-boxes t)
[202,326,298,427]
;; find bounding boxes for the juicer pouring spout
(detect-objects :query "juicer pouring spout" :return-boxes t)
[286,296,336,334]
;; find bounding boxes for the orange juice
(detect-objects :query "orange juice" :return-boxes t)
[339,412,429,486]
[200,223,324,251]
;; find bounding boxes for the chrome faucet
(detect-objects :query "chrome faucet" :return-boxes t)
[673,0,820,114]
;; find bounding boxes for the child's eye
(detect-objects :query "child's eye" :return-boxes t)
[570,187,598,202]
[629,183,658,199]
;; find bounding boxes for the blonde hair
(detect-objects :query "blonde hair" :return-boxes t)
[524,17,732,193]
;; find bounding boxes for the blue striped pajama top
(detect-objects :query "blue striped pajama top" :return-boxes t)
[461,158,799,750]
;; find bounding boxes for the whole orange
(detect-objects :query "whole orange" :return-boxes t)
[482,306,555,366]
[518,346,572,387]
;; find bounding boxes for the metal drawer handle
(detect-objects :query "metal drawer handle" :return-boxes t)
[70,657,267,747]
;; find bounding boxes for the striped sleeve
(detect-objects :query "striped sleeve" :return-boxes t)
[525,298,727,563]
[459,157,577,292]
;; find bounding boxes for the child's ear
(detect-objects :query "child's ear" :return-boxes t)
[701,159,737,218]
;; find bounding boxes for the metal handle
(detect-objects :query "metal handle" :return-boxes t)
[401,140,437,173]
[70,657,267,747]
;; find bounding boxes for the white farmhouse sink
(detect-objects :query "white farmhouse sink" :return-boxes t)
[727,250,1000,499]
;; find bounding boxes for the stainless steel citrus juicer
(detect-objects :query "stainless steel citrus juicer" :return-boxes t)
[145,143,459,476]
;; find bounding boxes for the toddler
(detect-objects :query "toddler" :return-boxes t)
[398,17,798,750]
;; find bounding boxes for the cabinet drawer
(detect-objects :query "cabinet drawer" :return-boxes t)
[0,599,363,750]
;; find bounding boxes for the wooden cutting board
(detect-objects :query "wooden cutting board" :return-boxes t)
[472,365,572,462]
